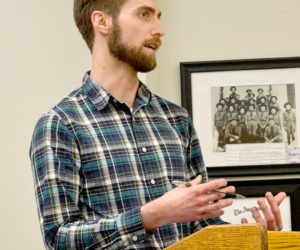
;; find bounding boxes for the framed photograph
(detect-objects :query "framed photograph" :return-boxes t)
[180,57,300,176]
[220,179,300,231]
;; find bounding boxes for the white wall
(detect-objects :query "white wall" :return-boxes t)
[0,1,90,249]
[1,1,300,249]
[148,0,300,105]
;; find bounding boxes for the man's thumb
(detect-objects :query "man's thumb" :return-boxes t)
[190,175,202,185]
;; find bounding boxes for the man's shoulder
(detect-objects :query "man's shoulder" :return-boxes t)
[35,87,84,127]
[151,94,189,118]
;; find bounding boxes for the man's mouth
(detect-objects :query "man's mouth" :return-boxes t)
[143,39,161,52]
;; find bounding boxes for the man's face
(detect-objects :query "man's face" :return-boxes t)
[108,0,164,72]
[286,104,291,111]
[217,105,223,111]
[261,106,266,112]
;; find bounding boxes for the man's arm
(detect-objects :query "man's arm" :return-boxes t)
[141,176,234,232]
[30,112,148,249]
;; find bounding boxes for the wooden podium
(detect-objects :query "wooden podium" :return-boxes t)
[164,224,300,249]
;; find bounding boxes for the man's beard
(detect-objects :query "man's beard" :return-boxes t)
[108,20,159,73]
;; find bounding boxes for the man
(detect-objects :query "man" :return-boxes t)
[30,0,286,249]
[214,103,226,149]
[224,118,242,144]
[257,104,269,139]
[229,86,237,99]
[244,88,252,101]
[264,117,283,143]
[226,104,238,126]
[270,106,282,128]
[237,106,248,143]
[256,88,265,103]
[283,102,296,144]
[245,104,258,137]
[269,96,280,113]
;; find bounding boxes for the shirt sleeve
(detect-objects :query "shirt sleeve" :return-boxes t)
[185,115,230,232]
[30,111,148,249]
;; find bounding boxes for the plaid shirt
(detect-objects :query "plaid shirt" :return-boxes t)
[30,72,225,249]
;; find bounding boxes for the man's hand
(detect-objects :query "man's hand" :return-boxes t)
[141,176,234,231]
[241,192,286,231]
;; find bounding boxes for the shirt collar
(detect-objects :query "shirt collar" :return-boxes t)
[82,71,152,112]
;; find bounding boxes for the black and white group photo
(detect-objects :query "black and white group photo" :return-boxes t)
[211,84,297,152]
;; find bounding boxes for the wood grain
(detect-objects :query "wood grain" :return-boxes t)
[164,223,268,250]
[268,231,300,249]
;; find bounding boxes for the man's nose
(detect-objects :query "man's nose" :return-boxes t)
[151,19,165,37]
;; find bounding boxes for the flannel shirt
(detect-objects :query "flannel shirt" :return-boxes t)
[30,72,226,249]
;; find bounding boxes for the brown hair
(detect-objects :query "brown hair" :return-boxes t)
[74,0,127,52]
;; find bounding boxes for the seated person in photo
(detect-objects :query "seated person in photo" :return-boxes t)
[264,117,283,143]
[224,118,242,144]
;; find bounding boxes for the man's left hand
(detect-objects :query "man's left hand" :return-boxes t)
[241,192,286,231]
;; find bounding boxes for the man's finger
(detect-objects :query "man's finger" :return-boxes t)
[198,178,228,194]
[198,198,233,214]
[190,175,202,185]
[273,192,286,206]
[251,206,266,227]
[265,192,283,231]
[241,218,248,224]
[197,210,225,221]
[257,198,277,230]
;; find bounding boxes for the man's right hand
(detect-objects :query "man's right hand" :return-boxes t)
[141,176,234,231]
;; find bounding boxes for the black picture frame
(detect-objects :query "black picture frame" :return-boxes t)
[227,178,300,231]
[180,57,300,177]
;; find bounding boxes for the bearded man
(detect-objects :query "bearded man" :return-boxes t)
[30,0,286,249]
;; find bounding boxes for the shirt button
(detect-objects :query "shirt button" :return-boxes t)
[142,147,147,153]
[132,236,138,242]
[151,179,156,185]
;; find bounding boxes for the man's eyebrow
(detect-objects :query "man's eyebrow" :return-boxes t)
[137,6,162,19]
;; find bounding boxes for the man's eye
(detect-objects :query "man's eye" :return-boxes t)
[140,11,149,18]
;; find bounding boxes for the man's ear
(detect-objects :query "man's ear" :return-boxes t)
[91,11,112,35]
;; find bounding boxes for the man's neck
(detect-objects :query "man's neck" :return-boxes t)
[90,49,140,108]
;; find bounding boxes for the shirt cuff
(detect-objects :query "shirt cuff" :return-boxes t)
[116,207,148,247]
